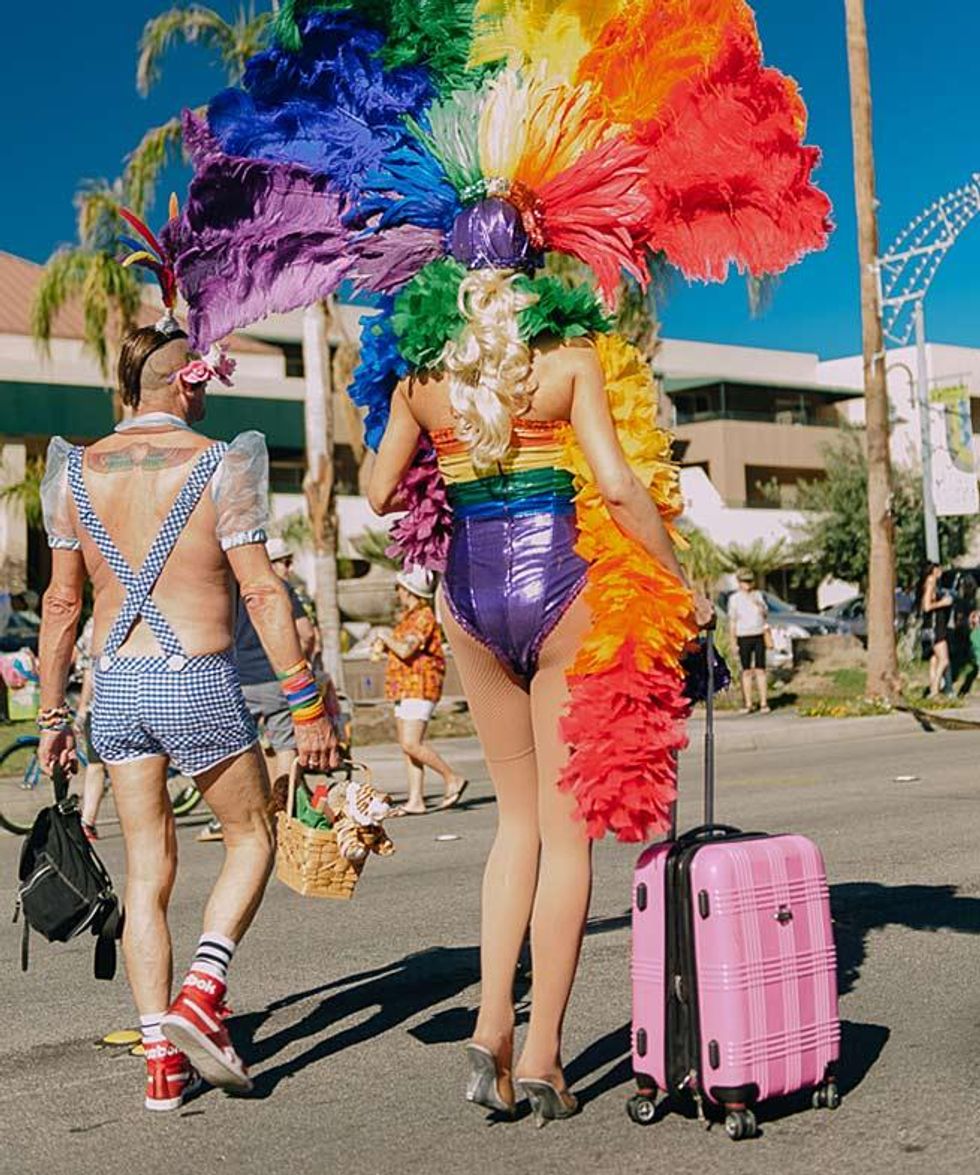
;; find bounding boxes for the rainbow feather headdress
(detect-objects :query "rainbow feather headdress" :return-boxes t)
[158,0,831,842]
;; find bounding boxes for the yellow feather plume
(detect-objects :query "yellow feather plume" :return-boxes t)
[478,64,616,188]
[470,0,625,82]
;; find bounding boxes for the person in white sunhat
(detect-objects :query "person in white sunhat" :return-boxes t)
[728,569,771,714]
[373,566,468,815]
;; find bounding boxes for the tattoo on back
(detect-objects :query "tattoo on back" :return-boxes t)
[87,445,199,473]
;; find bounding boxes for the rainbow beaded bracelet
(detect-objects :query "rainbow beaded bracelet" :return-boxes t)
[277,661,326,725]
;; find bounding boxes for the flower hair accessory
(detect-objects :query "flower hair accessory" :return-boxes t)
[168,346,236,388]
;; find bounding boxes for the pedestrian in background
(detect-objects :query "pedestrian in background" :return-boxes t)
[728,570,771,714]
[919,563,953,698]
[373,567,467,816]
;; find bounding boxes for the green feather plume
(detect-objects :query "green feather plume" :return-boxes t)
[392,258,467,368]
[406,88,484,195]
[516,276,613,342]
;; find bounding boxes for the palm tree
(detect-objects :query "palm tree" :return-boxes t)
[722,538,791,588]
[844,0,899,698]
[125,4,273,214]
[31,179,144,419]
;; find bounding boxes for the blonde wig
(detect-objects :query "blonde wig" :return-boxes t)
[441,269,539,470]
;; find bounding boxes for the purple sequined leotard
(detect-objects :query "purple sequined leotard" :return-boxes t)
[431,421,587,682]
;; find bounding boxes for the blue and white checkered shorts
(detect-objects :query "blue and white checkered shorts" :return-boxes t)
[92,650,258,778]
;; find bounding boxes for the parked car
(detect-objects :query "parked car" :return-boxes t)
[822,589,921,642]
[717,590,843,671]
[718,590,845,638]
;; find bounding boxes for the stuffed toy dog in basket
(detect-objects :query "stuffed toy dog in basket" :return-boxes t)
[275,762,394,900]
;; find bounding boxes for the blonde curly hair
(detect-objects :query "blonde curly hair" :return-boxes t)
[441,269,539,471]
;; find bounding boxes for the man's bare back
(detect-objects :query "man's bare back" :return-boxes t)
[75,427,237,661]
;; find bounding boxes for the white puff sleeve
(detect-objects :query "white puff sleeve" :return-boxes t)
[41,437,81,551]
[213,431,270,551]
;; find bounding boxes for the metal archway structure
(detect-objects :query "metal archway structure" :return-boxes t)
[878,172,980,345]
[876,173,980,561]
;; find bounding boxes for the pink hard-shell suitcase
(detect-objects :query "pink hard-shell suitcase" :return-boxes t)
[629,634,840,1140]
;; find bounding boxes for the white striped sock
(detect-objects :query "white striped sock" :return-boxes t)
[192,932,236,983]
[140,1012,165,1045]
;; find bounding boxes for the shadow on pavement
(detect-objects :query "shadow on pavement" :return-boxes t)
[233,912,632,1098]
[832,882,980,997]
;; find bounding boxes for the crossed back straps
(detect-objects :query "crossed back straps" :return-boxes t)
[66,443,227,667]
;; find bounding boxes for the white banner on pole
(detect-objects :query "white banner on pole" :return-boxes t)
[929,384,979,517]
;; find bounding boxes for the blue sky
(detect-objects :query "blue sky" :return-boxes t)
[4,1,980,359]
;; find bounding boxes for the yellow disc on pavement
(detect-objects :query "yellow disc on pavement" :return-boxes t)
[130,1044,146,1057]
[102,1029,141,1047]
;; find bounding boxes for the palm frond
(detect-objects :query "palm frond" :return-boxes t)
[124,114,193,217]
[0,457,45,530]
[30,248,90,352]
[136,5,235,95]
[75,179,128,251]
[229,9,274,82]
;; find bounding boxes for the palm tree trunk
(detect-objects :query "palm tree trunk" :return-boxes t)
[844,0,898,699]
[302,300,345,691]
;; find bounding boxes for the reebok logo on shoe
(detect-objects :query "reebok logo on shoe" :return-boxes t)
[183,972,219,996]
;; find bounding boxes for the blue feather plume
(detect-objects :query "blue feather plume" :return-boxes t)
[355,138,460,231]
[347,300,409,450]
[207,12,433,198]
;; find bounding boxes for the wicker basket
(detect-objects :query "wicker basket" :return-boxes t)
[275,763,367,900]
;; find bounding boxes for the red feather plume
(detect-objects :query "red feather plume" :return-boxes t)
[633,28,833,280]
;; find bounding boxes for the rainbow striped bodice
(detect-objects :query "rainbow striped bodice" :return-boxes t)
[429,419,576,519]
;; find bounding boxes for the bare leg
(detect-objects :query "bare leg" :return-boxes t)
[755,668,769,709]
[81,762,106,828]
[741,669,753,710]
[518,594,593,1087]
[398,717,466,793]
[441,598,538,1093]
[195,746,275,943]
[109,756,177,1015]
[396,718,427,812]
[930,641,950,697]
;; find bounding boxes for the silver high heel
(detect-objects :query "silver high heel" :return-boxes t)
[465,1043,516,1116]
[514,1078,579,1128]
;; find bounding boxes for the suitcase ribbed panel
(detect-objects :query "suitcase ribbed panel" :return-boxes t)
[631,842,671,1089]
[690,835,839,1103]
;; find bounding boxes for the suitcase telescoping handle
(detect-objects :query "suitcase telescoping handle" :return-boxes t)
[704,627,716,826]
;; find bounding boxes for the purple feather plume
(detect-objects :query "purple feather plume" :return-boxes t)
[350,223,447,295]
[386,442,454,572]
[163,116,353,350]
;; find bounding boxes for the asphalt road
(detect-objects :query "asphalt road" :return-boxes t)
[2,721,979,1175]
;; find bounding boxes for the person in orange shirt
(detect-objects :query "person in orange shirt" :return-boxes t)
[373,567,467,816]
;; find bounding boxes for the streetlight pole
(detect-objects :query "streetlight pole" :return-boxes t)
[913,300,941,563]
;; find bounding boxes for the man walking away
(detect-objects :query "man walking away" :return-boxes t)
[36,323,337,1111]
[728,570,771,714]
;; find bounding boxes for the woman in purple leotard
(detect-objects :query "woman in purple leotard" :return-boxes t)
[368,213,713,1122]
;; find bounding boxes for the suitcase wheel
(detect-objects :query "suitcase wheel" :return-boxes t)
[812,1081,841,1111]
[724,1108,757,1141]
[626,1094,658,1126]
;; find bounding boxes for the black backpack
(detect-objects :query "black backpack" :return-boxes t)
[14,766,122,980]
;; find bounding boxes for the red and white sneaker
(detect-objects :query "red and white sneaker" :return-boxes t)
[144,1041,202,1112]
[160,972,252,1093]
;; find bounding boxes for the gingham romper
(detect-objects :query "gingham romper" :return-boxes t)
[65,443,258,777]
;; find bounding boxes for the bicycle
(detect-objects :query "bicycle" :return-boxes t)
[0,724,203,836]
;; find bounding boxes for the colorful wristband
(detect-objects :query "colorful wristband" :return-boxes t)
[37,704,72,733]
[277,661,326,725]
